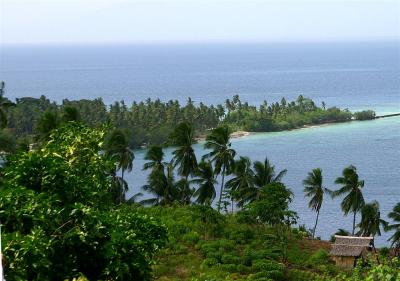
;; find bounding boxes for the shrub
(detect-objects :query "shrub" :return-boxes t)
[182,231,201,245]
[201,258,219,268]
[306,249,330,267]
[221,254,241,265]
[353,110,376,120]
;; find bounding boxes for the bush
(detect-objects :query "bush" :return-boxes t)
[306,249,330,267]
[201,258,219,268]
[221,254,241,265]
[353,110,376,120]
[182,231,201,245]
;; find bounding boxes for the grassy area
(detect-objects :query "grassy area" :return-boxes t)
[136,205,341,281]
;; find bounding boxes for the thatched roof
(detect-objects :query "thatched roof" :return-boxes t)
[330,236,373,257]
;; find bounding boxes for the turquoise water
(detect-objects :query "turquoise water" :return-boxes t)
[1,42,399,245]
[125,117,400,246]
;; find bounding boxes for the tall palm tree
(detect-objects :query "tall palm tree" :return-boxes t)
[105,129,134,202]
[143,145,166,174]
[332,165,365,235]
[170,122,198,177]
[250,157,287,201]
[170,122,198,203]
[203,125,236,211]
[303,168,330,238]
[0,81,15,129]
[225,156,255,208]
[253,157,287,186]
[357,201,387,238]
[142,163,178,206]
[192,161,217,205]
[386,202,400,255]
[109,175,128,204]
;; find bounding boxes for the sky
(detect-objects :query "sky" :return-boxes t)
[0,0,399,45]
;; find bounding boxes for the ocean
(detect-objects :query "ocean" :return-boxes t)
[1,42,399,245]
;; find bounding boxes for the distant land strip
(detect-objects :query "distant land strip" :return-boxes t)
[375,113,400,118]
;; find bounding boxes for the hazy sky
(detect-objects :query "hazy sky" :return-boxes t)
[1,0,399,45]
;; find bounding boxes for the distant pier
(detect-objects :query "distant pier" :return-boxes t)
[375,113,400,119]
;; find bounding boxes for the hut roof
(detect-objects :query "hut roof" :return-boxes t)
[330,236,373,257]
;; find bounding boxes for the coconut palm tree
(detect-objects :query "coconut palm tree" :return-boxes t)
[104,129,134,202]
[225,156,255,208]
[105,129,134,181]
[142,163,178,206]
[332,165,365,235]
[170,122,198,177]
[203,125,236,211]
[143,145,166,174]
[109,175,128,204]
[386,202,400,255]
[303,168,331,238]
[170,122,198,203]
[192,161,217,205]
[0,81,15,129]
[253,157,287,187]
[248,157,287,202]
[357,201,387,238]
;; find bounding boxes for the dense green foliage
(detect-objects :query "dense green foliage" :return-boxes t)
[353,110,376,121]
[0,123,166,280]
[1,84,399,281]
[2,89,372,149]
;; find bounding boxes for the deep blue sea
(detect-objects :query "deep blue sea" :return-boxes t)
[1,42,399,245]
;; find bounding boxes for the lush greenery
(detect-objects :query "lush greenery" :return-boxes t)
[1,81,376,149]
[0,124,167,280]
[1,84,399,281]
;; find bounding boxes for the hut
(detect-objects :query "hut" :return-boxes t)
[329,235,373,268]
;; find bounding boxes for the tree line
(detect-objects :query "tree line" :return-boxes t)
[0,81,374,151]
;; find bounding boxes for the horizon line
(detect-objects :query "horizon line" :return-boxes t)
[1,38,400,48]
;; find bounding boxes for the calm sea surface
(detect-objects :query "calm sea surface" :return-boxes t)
[1,42,399,245]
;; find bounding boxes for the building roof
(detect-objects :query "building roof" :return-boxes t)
[330,235,373,257]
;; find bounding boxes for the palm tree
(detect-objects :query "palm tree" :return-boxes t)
[357,201,387,238]
[303,168,330,238]
[225,156,255,208]
[203,125,236,211]
[109,175,128,204]
[253,157,287,187]
[142,163,178,206]
[332,165,365,235]
[386,202,400,255]
[250,157,287,202]
[0,81,15,129]
[143,145,166,174]
[192,161,217,205]
[170,122,198,202]
[105,129,134,202]
[170,122,198,177]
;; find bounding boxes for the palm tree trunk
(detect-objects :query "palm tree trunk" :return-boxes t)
[121,168,125,203]
[313,209,320,238]
[217,165,226,212]
[352,211,356,235]
[185,174,190,205]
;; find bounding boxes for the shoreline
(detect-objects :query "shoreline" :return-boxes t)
[223,113,400,141]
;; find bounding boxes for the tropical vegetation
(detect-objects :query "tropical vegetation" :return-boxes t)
[0,85,398,281]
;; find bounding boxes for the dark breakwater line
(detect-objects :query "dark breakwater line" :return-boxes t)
[375,113,400,119]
